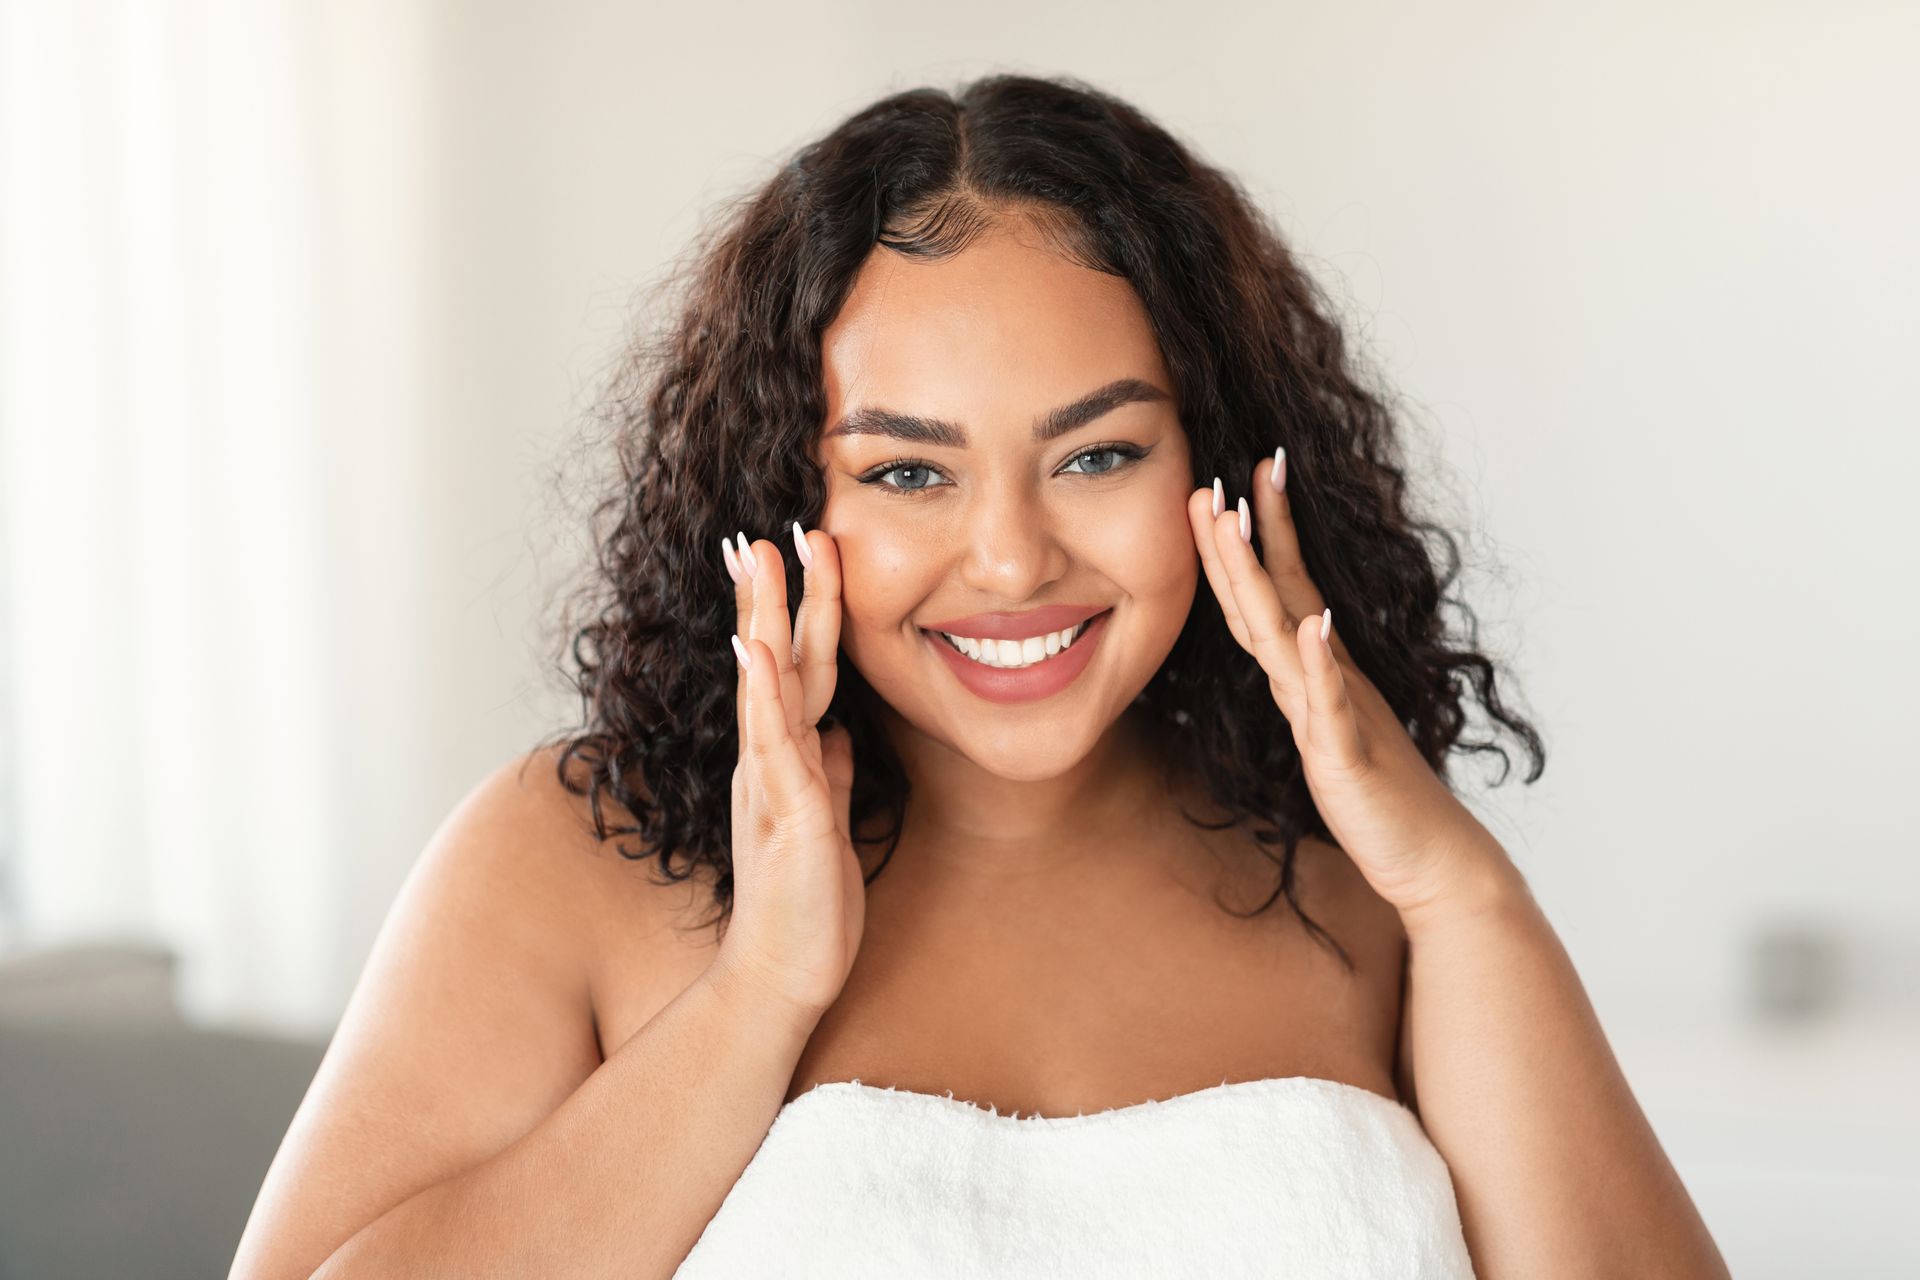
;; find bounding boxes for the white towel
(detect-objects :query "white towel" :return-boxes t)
[674,1074,1477,1278]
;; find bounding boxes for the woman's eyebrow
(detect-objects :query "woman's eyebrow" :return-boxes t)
[822,377,1170,448]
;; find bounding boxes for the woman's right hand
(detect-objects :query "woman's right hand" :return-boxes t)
[709,521,864,1022]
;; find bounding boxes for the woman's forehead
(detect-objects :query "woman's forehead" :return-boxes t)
[821,231,1166,437]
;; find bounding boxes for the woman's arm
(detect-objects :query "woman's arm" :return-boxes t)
[1184,469,1730,1274]
[1399,840,1732,1280]
[305,961,818,1280]
[229,750,824,1280]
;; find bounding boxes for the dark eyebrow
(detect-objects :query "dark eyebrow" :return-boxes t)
[822,377,1172,448]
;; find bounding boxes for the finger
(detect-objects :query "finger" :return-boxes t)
[738,532,805,741]
[789,521,843,730]
[1297,606,1366,773]
[1187,482,1253,652]
[721,527,745,585]
[1210,484,1310,718]
[729,630,756,808]
[725,532,753,746]
[1252,447,1348,665]
[731,631,816,812]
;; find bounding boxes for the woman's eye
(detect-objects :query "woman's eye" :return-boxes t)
[1061,446,1132,477]
[869,463,948,493]
[857,443,1148,496]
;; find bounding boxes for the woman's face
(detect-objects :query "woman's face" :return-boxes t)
[814,215,1198,783]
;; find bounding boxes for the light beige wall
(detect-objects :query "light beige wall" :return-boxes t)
[419,0,1920,1031]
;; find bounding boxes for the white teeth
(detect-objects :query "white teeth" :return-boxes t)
[936,616,1099,670]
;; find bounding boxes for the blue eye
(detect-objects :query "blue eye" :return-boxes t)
[863,461,949,494]
[856,442,1151,497]
[1060,445,1139,477]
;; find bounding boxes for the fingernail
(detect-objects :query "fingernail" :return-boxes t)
[1211,476,1224,518]
[735,531,757,578]
[731,632,750,669]
[791,520,814,570]
[1270,446,1287,494]
[1319,607,1331,643]
[1237,496,1251,543]
[720,536,743,584]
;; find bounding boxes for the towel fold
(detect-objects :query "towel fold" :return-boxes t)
[674,1074,1476,1278]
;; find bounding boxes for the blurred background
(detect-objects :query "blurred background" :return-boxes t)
[1,1,1915,1276]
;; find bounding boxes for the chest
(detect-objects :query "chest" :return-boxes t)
[590,835,1407,1119]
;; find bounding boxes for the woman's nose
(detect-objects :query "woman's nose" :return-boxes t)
[952,484,1068,600]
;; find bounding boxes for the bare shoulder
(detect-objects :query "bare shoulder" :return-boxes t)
[454,743,621,934]
[233,742,736,1278]
[230,744,618,1279]
[410,740,674,976]
[516,742,729,1051]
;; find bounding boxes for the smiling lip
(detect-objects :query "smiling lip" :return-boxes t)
[921,603,1107,641]
[922,607,1113,705]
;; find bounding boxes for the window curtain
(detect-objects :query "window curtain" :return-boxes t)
[0,0,439,1039]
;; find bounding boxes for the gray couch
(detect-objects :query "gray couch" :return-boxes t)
[0,941,327,1280]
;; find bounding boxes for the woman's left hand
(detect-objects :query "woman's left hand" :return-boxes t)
[1186,450,1514,922]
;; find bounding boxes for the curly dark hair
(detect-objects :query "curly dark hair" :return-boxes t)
[530,72,1545,974]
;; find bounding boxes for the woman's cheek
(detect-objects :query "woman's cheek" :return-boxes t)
[1106,481,1200,605]
[824,513,933,667]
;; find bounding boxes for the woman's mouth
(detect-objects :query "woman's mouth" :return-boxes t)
[919,608,1114,704]
[928,611,1103,668]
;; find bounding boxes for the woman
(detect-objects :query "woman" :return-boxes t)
[235,74,1729,1278]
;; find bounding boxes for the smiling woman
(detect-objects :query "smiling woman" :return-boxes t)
[236,71,1728,1280]
[535,79,1545,968]
[805,215,1208,776]
[515,70,1544,1274]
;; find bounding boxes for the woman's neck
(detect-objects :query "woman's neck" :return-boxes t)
[869,700,1188,881]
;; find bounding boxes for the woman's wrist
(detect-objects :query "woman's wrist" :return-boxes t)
[1397,834,1535,943]
[702,952,832,1045]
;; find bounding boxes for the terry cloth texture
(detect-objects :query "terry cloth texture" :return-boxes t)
[674,1074,1477,1278]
